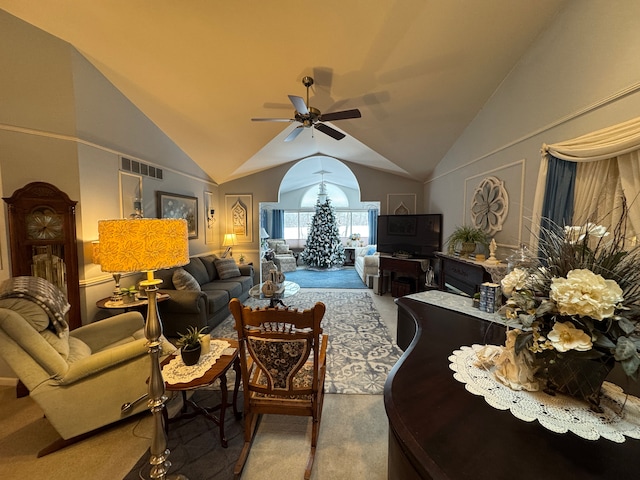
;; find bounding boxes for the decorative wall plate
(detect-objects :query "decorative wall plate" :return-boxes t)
[470,176,508,236]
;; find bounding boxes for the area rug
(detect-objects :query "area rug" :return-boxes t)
[281,266,368,289]
[211,291,402,394]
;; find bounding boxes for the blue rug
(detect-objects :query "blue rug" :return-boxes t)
[282,267,367,289]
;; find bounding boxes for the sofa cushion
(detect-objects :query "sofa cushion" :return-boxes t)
[200,254,219,281]
[214,258,241,280]
[173,268,201,291]
[198,287,231,313]
[367,246,377,255]
[183,257,210,285]
[41,328,70,359]
[67,336,92,363]
[203,280,244,301]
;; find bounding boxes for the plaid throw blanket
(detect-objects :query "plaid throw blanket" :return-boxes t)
[0,276,70,336]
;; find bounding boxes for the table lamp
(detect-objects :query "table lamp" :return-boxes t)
[98,218,189,480]
[91,240,123,302]
[259,227,270,252]
[222,233,237,258]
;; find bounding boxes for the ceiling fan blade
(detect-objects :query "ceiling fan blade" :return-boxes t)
[288,95,309,115]
[284,126,304,142]
[315,123,346,140]
[251,117,294,122]
[319,109,362,121]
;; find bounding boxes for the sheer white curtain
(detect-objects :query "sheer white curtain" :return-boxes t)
[531,116,640,244]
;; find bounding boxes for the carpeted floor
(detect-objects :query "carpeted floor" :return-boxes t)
[210,291,403,394]
[125,291,398,479]
[281,266,367,289]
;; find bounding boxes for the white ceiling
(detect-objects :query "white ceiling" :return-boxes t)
[0,0,568,188]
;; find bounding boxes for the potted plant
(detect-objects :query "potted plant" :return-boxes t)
[176,326,207,366]
[238,253,246,264]
[446,225,489,257]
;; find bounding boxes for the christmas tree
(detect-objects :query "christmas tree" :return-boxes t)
[300,198,345,269]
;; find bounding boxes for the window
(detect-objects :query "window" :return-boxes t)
[284,209,370,245]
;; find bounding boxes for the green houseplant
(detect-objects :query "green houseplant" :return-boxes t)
[176,326,207,366]
[446,225,489,257]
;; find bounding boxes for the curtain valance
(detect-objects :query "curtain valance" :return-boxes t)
[531,116,640,245]
[543,115,640,162]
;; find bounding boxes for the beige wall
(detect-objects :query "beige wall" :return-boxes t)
[218,160,425,267]
[427,0,640,257]
[0,11,217,379]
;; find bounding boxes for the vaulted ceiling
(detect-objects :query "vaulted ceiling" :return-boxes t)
[0,0,568,186]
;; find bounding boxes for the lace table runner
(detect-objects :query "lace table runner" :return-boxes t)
[162,339,231,385]
[449,344,640,442]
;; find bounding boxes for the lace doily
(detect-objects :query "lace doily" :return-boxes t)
[449,345,640,442]
[163,339,231,385]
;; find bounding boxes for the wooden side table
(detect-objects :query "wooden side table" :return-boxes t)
[161,338,241,448]
[96,293,170,312]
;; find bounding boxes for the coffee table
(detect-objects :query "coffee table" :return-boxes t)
[249,280,300,307]
[161,338,240,448]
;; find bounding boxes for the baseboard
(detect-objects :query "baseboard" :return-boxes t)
[0,377,18,387]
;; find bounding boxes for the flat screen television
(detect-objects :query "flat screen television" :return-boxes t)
[376,214,442,258]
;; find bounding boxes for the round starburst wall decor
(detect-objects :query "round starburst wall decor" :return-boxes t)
[470,176,508,237]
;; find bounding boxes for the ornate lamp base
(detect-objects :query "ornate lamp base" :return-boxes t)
[142,274,189,480]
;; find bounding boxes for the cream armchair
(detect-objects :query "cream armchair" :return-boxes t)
[0,297,175,456]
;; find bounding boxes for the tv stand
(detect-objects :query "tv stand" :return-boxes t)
[378,254,433,296]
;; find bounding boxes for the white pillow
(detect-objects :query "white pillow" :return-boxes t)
[275,244,290,254]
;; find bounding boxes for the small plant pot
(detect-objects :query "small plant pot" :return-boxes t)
[181,343,202,366]
[459,242,476,257]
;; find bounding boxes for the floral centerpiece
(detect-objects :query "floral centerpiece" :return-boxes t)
[483,215,640,412]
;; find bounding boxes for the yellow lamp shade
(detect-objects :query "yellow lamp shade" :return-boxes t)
[91,241,101,265]
[222,233,238,246]
[97,218,189,273]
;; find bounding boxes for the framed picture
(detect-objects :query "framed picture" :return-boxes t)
[225,194,253,243]
[156,191,198,239]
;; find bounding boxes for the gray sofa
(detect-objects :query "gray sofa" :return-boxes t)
[151,255,254,338]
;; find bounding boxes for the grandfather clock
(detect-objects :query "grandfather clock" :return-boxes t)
[3,182,81,330]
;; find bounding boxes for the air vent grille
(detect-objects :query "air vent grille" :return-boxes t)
[121,156,163,180]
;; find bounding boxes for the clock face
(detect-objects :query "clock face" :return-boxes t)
[26,209,64,240]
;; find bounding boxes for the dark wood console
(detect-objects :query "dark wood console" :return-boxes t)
[385,297,640,480]
[379,255,431,296]
[435,252,503,296]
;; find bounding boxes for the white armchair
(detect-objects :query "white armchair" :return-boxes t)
[354,245,379,286]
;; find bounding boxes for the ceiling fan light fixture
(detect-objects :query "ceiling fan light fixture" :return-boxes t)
[252,75,361,142]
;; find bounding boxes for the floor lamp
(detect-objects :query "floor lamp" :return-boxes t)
[98,218,190,480]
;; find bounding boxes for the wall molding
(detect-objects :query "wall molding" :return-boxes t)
[0,123,218,187]
[425,81,640,184]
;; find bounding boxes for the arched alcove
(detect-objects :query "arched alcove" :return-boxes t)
[259,156,380,250]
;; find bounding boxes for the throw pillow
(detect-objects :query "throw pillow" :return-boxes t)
[172,268,201,291]
[275,244,290,254]
[214,258,241,280]
[367,246,376,256]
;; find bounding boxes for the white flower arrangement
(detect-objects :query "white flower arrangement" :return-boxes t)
[490,211,640,408]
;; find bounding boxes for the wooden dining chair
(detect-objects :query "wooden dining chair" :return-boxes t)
[229,297,328,479]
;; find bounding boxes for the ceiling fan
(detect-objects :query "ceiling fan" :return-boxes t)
[252,76,362,142]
